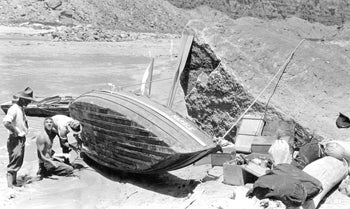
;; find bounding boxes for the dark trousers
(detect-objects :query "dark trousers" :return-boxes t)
[7,135,26,174]
[38,160,73,177]
[6,135,25,187]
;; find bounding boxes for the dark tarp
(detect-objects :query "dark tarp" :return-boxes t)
[291,139,325,169]
[246,164,322,207]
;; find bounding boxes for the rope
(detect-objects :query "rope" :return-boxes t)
[262,39,305,118]
[222,39,305,138]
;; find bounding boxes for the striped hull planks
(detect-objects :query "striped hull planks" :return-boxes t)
[69,90,219,173]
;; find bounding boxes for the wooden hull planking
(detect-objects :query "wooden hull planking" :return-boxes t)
[69,90,219,173]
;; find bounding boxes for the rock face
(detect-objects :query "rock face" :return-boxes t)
[182,15,350,142]
[0,0,189,33]
[45,0,62,10]
[168,0,350,26]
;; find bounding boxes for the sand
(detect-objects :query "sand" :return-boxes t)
[0,26,350,209]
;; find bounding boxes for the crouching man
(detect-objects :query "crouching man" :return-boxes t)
[51,114,82,154]
[36,117,73,177]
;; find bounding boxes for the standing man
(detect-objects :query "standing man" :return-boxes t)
[36,117,73,177]
[51,114,82,154]
[3,87,36,188]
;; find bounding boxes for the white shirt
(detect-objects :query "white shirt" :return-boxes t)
[51,115,74,139]
[3,103,28,136]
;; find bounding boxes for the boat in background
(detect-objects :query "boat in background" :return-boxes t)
[1,95,74,117]
[69,90,220,174]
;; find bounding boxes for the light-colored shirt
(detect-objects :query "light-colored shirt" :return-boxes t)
[3,103,28,136]
[51,115,74,139]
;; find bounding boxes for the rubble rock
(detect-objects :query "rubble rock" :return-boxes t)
[45,0,62,10]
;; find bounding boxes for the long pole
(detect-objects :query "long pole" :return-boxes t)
[222,39,305,138]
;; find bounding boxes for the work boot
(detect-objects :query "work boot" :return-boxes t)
[6,172,14,188]
[37,163,50,178]
[12,172,17,186]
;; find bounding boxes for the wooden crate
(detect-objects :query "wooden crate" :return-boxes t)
[223,161,257,186]
[251,136,275,154]
[235,114,266,153]
[211,153,235,166]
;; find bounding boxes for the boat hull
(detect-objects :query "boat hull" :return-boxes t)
[69,90,219,174]
[1,96,73,117]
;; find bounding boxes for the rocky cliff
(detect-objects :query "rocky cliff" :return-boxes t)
[168,0,350,26]
[181,9,350,142]
[0,0,189,33]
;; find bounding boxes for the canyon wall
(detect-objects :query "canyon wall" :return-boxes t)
[168,0,350,26]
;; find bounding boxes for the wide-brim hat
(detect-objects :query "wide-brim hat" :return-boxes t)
[68,120,82,134]
[12,87,37,102]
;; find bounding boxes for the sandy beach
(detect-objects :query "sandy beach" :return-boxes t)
[1,0,350,207]
[1,26,350,209]
[0,26,195,209]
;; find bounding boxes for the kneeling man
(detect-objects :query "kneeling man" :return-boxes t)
[36,117,73,177]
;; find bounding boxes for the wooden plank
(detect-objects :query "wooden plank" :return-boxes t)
[110,142,168,162]
[82,122,169,146]
[167,34,194,108]
[69,90,218,173]
[76,93,209,148]
[96,132,173,158]
[83,118,155,137]
[86,111,142,128]
[94,143,151,168]
[91,152,139,170]
[166,34,189,108]
[96,90,212,142]
[99,91,208,147]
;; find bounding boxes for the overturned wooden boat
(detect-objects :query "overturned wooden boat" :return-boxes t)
[69,90,220,174]
[1,95,74,117]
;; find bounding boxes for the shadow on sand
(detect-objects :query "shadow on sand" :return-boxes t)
[16,174,42,187]
[80,153,200,198]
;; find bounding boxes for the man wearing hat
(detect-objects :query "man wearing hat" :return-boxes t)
[3,87,36,188]
[51,114,82,155]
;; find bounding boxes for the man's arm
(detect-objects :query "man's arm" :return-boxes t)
[3,121,19,136]
[58,128,72,152]
[73,133,83,150]
[36,134,57,168]
[3,107,19,136]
